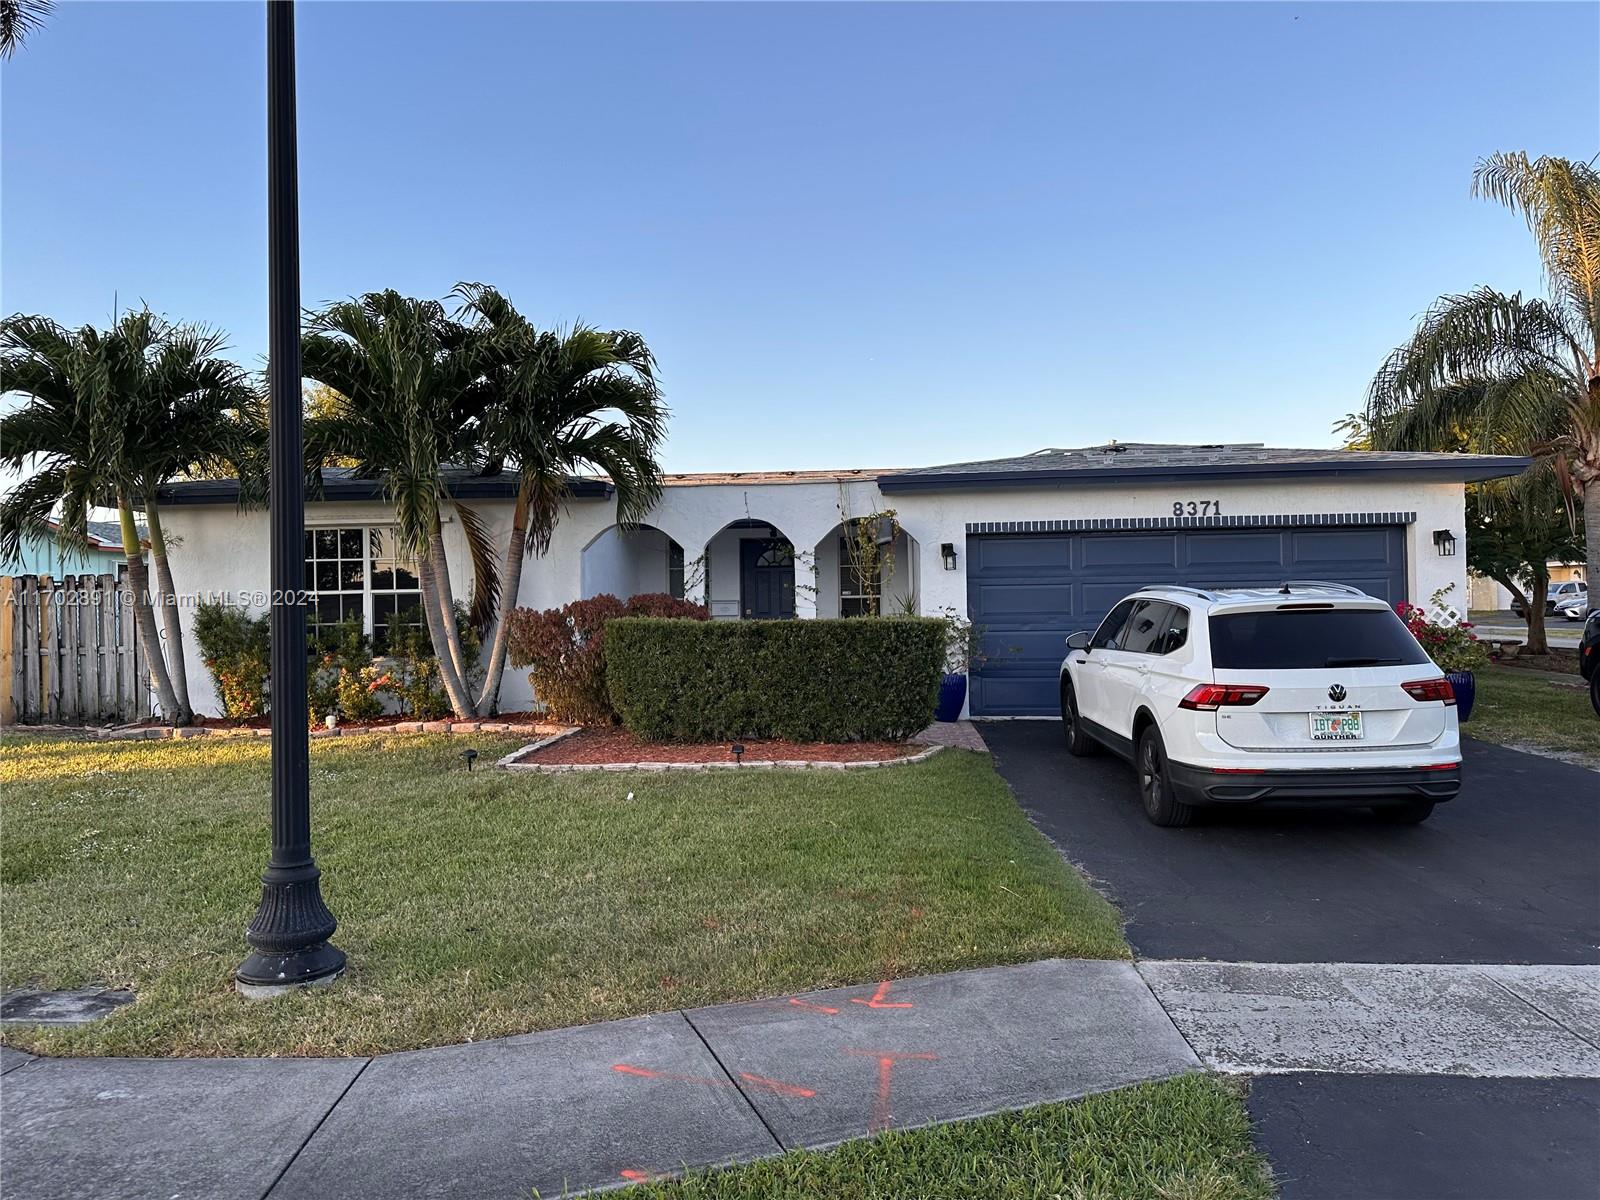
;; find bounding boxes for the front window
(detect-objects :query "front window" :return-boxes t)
[1208,608,1431,670]
[839,535,881,618]
[668,540,685,600]
[304,526,423,653]
[1090,599,1138,650]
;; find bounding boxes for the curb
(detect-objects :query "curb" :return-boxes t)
[498,742,944,774]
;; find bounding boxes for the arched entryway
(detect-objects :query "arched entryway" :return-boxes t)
[579,524,690,602]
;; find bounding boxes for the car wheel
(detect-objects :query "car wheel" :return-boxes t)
[1371,801,1435,825]
[1590,669,1600,720]
[1060,678,1097,757]
[1136,725,1193,828]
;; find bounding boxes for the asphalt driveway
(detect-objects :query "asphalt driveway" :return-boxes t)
[982,722,1600,964]
[983,721,1600,1200]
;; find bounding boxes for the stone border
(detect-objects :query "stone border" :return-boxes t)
[16,720,569,744]
[497,741,944,774]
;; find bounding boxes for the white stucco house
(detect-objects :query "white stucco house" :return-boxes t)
[157,441,1527,719]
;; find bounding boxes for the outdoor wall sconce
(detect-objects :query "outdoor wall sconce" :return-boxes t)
[941,543,958,571]
[1432,529,1458,557]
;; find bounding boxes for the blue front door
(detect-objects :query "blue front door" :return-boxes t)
[740,538,796,619]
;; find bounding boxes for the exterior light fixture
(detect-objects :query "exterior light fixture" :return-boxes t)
[460,748,479,771]
[1432,529,1457,557]
[941,543,958,571]
[731,743,745,764]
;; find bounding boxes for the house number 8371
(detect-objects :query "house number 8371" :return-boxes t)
[1173,500,1221,516]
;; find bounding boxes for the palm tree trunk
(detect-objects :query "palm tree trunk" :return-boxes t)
[428,513,471,685]
[416,551,475,718]
[142,494,193,723]
[1583,478,1599,609]
[1525,564,1550,655]
[117,497,182,724]
[473,489,529,715]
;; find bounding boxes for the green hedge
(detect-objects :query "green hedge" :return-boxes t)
[606,617,946,743]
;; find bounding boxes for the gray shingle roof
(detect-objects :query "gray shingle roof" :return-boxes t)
[877,442,1530,491]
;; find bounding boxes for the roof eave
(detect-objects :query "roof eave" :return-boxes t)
[876,456,1532,492]
[155,475,615,506]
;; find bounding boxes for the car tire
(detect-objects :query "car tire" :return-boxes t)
[1590,669,1600,719]
[1371,801,1435,825]
[1060,678,1097,757]
[1136,725,1193,828]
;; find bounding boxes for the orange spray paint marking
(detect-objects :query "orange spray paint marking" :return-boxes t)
[849,980,913,1009]
[612,1063,730,1089]
[615,1062,816,1099]
[619,1169,657,1183]
[788,997,841,1015]
[739,1072,817,1098]
[844,1049,937,1132]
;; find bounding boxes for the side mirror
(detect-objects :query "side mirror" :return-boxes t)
[1064,631,1092,651]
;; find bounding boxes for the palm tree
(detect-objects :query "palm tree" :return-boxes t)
[1367,152,1599,590]
[453,284,667,713]
[301,291,498,718]
[0,311,253,723]
[0,0,51,59]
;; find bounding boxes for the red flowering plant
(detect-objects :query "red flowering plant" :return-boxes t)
[1395,586,1489,674]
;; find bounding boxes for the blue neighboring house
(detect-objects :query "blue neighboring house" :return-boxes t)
[3,518,145,578]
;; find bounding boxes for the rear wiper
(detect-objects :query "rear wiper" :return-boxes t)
[1324,656,1401,667]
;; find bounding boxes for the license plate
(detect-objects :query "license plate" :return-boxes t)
[1310,710,1364,741]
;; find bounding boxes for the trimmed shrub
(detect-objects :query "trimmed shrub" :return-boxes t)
[193,602,272,719]
[606,617,945,742]
[505,593,709,724]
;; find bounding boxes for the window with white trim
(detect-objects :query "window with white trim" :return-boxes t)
[304,527,424,652]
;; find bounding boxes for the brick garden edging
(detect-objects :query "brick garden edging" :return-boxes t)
[495,739,945,774]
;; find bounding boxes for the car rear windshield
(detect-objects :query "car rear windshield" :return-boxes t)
[1208,608,1431,670]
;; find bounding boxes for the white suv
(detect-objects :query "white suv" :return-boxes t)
[1058,582,1462,827]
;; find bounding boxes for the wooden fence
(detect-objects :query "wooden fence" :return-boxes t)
[0,573,153,725]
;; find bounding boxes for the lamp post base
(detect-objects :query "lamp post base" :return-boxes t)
[235,942,346,999]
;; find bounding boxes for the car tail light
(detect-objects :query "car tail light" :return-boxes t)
[1401,677,1456,704]
[1179,684,1270,710]
[1417,762,1459,771]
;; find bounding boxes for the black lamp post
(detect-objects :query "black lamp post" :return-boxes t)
[236,0,345,995]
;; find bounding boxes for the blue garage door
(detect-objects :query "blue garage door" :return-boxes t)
[966,526,1408,716]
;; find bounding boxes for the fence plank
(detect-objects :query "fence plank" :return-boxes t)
[99,576,118,720]
[58,579,77,724]
[0,577,15,726]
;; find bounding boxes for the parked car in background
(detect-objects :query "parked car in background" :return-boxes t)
[1581,608,1600,718]
[1058,582,1462,828]
[1512,580,1587,618]
[1555,592,1590,622]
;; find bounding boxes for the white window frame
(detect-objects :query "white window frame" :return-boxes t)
[304,524,424,650]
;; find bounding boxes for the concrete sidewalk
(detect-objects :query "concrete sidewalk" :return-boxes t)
[0,959,1197,1200]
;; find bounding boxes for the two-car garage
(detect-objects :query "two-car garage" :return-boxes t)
[965,525,1408,716]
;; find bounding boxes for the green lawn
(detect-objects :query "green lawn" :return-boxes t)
[626,1075,1273,1200]
[0,732,1125,1058]
[1465,667,1599,768]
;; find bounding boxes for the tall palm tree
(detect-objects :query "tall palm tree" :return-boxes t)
[301,291,498,718]
[1367,152,1599,589]
[0,311,253,723]
[0,0,51,59]
[454,284,667,713]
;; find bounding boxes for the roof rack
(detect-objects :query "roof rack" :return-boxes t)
[1279,580,1368,597]
[1137,584,1219,601]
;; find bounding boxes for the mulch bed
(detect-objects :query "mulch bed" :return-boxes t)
[519,726,918,766]
[1497,650,1581,675]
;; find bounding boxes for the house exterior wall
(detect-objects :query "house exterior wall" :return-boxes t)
[5,533,126,578]
[161,474,1470,718]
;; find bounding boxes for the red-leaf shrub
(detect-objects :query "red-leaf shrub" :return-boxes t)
[506,593,709,724]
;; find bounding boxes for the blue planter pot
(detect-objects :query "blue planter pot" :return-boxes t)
[935,673,968,722]
[1446,671,1476,723]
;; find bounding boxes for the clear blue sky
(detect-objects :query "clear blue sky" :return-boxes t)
[4,1,1596,472]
